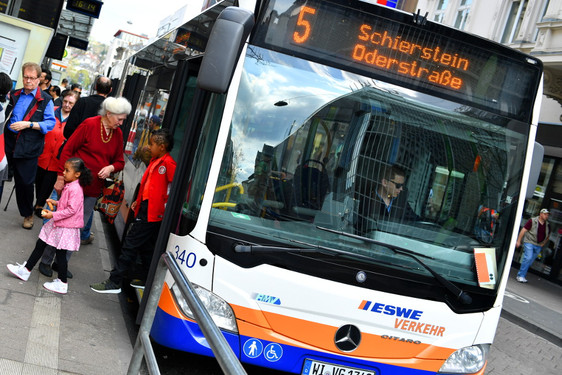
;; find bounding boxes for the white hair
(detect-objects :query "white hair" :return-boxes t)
[99,97,132,116]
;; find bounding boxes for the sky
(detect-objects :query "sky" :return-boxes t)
[88,0,194,44]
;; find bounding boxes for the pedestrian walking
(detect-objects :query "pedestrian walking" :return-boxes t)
[3,62,56,229]
[90,129,176,293]
[7,158,92,294]
[516,208,551,283]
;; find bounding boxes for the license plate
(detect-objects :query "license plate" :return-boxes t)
[302,359,376,375]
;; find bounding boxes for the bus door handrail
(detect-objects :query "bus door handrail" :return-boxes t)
[127,252,247,375]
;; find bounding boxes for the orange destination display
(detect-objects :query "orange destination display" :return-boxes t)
[253,0,543,122]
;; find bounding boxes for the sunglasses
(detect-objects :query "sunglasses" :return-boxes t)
[390,180,405,189]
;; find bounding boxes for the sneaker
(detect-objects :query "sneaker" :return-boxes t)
[52,262,73,279]
[130,279,145,290]
[43,278,68,294]
[7,262,31,281]
[39,262,53,277]
[81,232,95,245]
[516,276,528,283]
[90,279,121,294]
[22,215,34,230]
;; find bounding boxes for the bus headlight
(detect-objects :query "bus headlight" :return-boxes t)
[171,283,238,333]
[439,344,490,373]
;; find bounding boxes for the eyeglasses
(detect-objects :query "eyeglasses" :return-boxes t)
[390,180,405,189]
[23,76,38,81]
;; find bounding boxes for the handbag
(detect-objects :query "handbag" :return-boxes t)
[94,172,124,224]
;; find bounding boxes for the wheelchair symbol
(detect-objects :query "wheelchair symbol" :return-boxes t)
[264,343,283,362]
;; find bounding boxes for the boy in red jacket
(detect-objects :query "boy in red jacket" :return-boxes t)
[90,129,176,293]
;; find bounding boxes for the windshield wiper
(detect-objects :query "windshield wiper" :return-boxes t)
[316,226,472,305]
[234,240,380,263]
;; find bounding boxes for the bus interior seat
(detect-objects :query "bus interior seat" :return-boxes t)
[292,159,330,219]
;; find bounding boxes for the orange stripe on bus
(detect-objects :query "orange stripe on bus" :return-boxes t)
[232,304,455,371]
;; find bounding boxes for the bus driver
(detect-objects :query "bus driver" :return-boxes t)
[357,165,419,234]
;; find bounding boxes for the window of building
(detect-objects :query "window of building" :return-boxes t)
[501,0,528,44]
[534,0,551,41]
[434,0,449,23]
[454,0,472,30]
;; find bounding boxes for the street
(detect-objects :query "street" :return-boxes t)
[487,318,561,375]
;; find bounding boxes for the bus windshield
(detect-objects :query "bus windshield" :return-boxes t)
[205,44,529,294]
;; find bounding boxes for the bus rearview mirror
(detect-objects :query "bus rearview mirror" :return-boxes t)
[198,7,255,93]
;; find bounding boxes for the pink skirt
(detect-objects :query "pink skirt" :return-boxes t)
[39,219,81,251]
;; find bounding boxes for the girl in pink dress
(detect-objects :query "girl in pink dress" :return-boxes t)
[7,157,92,294]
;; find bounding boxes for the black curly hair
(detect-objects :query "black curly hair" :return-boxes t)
[65,157,93,187]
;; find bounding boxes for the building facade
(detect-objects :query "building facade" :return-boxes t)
[101,30,149,77]
[417,0,562,283]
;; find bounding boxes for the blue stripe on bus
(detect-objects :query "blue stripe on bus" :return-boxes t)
[150,307,438,374]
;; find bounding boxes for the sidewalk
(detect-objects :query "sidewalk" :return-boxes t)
[502,267,562,347]
[0,181,133,374]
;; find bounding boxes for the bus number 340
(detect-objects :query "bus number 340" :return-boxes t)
[174,245,197,268]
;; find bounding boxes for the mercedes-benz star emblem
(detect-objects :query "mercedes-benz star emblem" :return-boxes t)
[334,324,361,352]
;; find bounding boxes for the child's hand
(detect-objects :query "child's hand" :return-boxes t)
[41,210,54,219]
[46,199,57,209]
[130,201,137,211]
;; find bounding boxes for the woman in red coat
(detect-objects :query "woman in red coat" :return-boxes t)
[34,90,79,216]
[55,96,131,242]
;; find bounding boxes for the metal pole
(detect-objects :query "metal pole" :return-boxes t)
[127,255,167,375]
[163,253,247,375]
[3,185,15,211]
[127,252,247,375]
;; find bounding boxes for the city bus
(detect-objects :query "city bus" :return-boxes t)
[115,0,543,374]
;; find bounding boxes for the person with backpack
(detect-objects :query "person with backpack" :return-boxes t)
[516,208,551,283]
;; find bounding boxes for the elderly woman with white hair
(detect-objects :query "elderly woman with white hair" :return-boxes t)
[54,96,132,243]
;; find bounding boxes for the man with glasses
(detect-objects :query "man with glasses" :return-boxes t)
[515,208,551,283]
[357,164,419,234]
[3,62,55,229]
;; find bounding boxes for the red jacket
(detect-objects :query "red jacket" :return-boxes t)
[134,153,176,222]
[38,107,66,171]
[58,116,124,197]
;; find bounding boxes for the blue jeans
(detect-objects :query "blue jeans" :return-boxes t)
[81,211,94,240]
[80,196,97,240]
[517,242,542,278]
